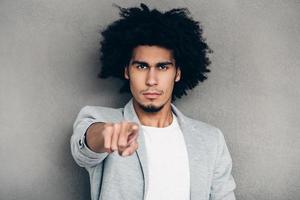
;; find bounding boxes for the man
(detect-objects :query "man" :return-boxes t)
[71,3,236,200]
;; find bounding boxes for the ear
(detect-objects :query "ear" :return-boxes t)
[175,67,181,82]
[124,66,129,80]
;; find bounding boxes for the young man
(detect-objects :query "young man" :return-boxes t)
[71,3,236,200]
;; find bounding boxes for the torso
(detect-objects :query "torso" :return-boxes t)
[141,113,190,200]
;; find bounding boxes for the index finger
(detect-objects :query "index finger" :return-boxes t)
[127,123,139,144]
[118,122,138,150]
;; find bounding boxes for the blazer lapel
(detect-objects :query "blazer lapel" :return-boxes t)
[171,104,209,199]
[123,99,149,199]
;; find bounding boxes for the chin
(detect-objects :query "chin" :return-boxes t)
[140,103,164,113]
[134,98,162,112]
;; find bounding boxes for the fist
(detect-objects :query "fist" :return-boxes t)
[101,121,139,157]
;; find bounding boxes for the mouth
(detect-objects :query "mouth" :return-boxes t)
[143,92,161,99]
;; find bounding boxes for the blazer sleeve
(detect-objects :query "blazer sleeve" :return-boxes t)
[209,129,237,200]
[70,106,110,168]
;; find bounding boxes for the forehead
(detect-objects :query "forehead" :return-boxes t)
[131,45,174,62]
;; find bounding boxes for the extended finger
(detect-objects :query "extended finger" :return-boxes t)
[127,124,139,145]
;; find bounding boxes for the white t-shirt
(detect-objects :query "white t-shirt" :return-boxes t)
[141,113,190,200]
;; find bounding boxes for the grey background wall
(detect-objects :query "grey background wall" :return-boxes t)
[0,0,299,199]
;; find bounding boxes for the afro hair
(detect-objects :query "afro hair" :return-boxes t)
[98,3,212,101]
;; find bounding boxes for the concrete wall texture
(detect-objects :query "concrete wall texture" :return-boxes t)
[0,0,299,199]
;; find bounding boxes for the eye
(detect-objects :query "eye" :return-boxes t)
[136,64,148,70]
[158,65,168,70]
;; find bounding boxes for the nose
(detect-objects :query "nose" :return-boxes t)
[146,68,158,86]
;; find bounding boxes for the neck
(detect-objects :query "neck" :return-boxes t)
[132,98,173,128]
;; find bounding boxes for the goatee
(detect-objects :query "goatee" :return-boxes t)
[139,103,164,113]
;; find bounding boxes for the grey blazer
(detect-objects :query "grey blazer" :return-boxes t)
[71,99,236,200]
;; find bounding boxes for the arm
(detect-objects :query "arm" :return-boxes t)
[209,129,236,200]
[70,106,139,168]
[70,106,109,168]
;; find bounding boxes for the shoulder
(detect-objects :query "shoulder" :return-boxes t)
[182,115,224,146]
[77,105,124,122]
[80,105,123,114]
[172,104,224,144]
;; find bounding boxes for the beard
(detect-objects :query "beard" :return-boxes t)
[138,103,164,113]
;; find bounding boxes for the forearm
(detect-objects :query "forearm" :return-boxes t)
[71,106,109,168]
[86,122,107,153]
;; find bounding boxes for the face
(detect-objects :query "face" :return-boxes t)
[124,45,181,112]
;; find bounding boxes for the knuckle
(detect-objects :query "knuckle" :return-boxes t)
[105,125,113,131]
[113,123,120,129]
[104,122,113,128]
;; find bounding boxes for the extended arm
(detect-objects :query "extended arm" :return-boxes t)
[71,106,139,168]
[70,106,109,168]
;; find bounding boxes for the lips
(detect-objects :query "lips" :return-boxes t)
[143,92,161,99]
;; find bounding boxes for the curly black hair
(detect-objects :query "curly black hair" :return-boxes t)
[98,3,212,101]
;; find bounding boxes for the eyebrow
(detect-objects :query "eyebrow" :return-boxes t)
[130,60,174,67]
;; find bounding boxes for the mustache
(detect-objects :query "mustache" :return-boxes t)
[141,89,164,94]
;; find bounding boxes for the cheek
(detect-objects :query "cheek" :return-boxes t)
[129,74,144,91]
[161,75,176,90]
